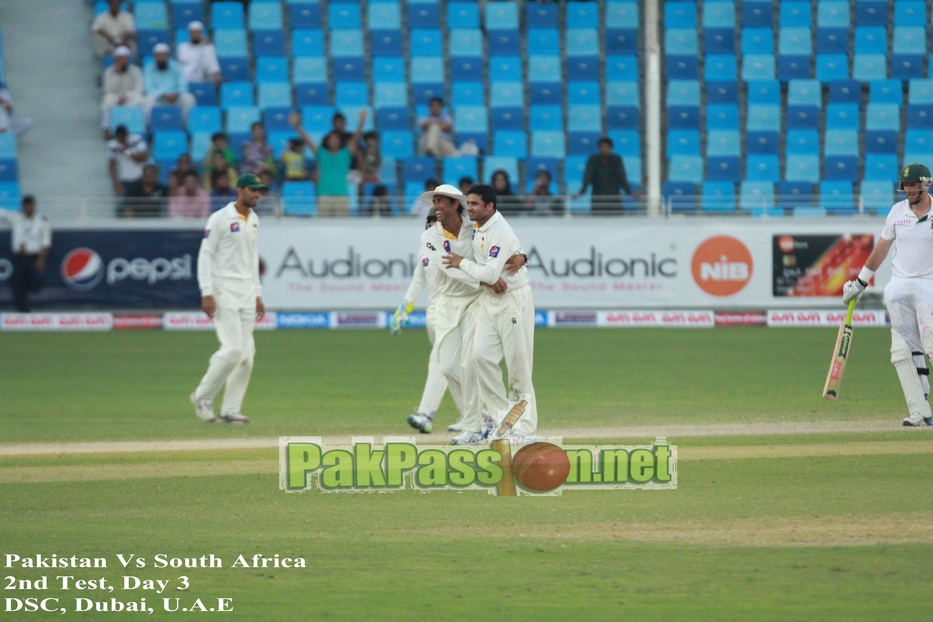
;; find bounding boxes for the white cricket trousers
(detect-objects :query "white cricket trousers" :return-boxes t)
[195,279,257,416]
[419,303,454,416]
[466,284,537,435]
[885,277,933,354]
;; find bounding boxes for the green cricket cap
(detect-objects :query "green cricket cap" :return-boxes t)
[236,173,267,189]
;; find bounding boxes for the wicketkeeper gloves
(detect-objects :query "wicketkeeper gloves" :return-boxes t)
[389,301,415,335]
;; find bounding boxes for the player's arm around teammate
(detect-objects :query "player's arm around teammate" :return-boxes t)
[190,174,267,424]
[843,163,933,427]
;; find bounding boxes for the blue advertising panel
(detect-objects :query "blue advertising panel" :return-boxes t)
[0,229,202,309]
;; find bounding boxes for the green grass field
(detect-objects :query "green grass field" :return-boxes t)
[2,328,932,620]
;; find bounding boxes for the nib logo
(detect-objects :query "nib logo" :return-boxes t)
[61,248,104,290]
[690,236,753,297]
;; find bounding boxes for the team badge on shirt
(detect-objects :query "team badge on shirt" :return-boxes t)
[443,240,451,252]
[489,246,500,258]
[422,257,429,267]
[230,222,240,232]
[203,229,210,238]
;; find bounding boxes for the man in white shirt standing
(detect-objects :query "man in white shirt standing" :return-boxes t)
[176,21,221,85]
[844,163,933,427]
[190,174,266,423]
[0,195,51,312]
[444,183,538,445]
[108,124,149,197]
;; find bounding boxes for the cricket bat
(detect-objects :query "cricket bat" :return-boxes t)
[491,439,517,497]
[822,299,857,400]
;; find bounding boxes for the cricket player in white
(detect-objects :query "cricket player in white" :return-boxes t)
[190,173,266,423]
[390,213,463,433]
[843,163,933,427]
[445,183,538,445]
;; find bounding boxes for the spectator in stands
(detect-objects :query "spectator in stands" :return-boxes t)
[281,138,310,182]
[177,21,221,85]
[458,176,474,196]
[572,137,638,212]
[490,169,522,213]
[0,195,51,312]
[418,97,458,157]
[108,125,148,197]
[169,171,211,218]
[360,131,382,183]
[168,153,196,194]
[119,164,168,218]
[288,110,367,217]
[0,81,32,136]
[524,170,563,215]
[409,178,439,218]
[364,184,394,217]
[203,150,238,191]
[241,122,276,175]
[203,132,237,170]
[325,112,353,148]
[143,43,195,124]
[209,169,237,213]
[101,46,144,138]
[92,0,137,58]
[254,169,281,216]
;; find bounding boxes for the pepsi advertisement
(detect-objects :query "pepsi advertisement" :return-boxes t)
[0,229,202,309]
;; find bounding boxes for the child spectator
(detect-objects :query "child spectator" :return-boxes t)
[241,122,276,174]
[168,153,196,194]
[203,151,237,191]
[364,184,394,217]
[281,138,310,182]
[360,131,382,183]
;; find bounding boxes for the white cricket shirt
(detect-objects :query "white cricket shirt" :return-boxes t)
[458,211,529,290]
[420,219,480,298]
[0,209,52,254]
[197,202,260,296]
[402,248,439,308]
[881,199,933,279]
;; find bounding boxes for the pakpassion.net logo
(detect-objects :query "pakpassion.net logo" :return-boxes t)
[280,437,677,496]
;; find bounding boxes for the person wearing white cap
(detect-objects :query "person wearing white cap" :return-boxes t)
[397,185,525,439]
[443,183,538,445]
[143,43,196,124]
[177,21,221,85]
[101,46,144,134]
[92,0,137,58]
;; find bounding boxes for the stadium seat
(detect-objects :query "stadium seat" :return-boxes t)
[451,82,484,107]
[335,82,368,107]
[450,29,483,57]
[370,30,403,56]
[153,131,188,162]
[171,2,204,28]
[853,55,888,82]
[828,80,862,104]
[212,2,244,29]
[331,30,364,57]
[137,29,169,53]
[282,182,317,217]
[868,80,903,106]
[263,107,293,133]
[854,27,886,54]
[214,30,248,57]
[295,83,328,107]
[376,108,409,131]
[110,106,145,133]
[527,2,558,29]
[740,181,776,210]
[256,57,288,83]
[252,32,288,58]
[700,181,736,212]
[529,83,561,105]
[456,106,488,133]
[707,81,738,104]
[824,156,860,181]
[226,106,260,133]
[668,155,703,184]
[248,3,282,30]
[489,57,523,82]
[150,106,183,132]
[785,130,820,155]
[825,104,860,130]
[368,3,401,30]
[382,132,415,159]
[741,28,773,55]
[742,55,776,81]
[663,181,697,212]
[531,131,565,158]
[665,2,697,28]
[786,155,820,182]
[292,56,326,84]
[490,107,524,131]
[530,106,563,132]
[668,130,700,157]
[374,83,407,109]
[782,1,813,26]
[816,27,848,54]
[606,28,638,55]
[329,3,361,29]
[707,104,739,131]
[747,80,781,105]
[372,57,406,83]
[490,82,524,108]
[332,58,365,81]
[820,181,857,213]
[289,3,321,29]
[860,180,894,212]
[705,55,737,81]
[817,1,849,28]
[778,181,816,208]
[864,154,900,180]
[221,82,254,108]
[666,56,699,80]
[494,131,528,158]
[742,0,772,27]
[402,157,435,184]
[567,1,598,28]
[855,0,887,26]
[606,55,639,81]
[746,155,780,181]
[0,159,19,183]
[527,29,559,57]
[825,130,859,156]
[292,30,324,56]
[444,157,478,182]
[568,133,601,156]
[707,130,740,156]
[816,55,849,82]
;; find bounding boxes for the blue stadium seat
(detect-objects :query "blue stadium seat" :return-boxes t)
[707,130,740,156]
[668,106,699,130]
[456,106,488,133]
[666,29,699,56]
[412,84,445,107]
[853,54,888,82]
[866,103,901,132]
[172,2,204,29]
[747,131,778,154]
[289,3,321,29]
[741,28,773,55]
[855,0,887,26]
[704,28,734,55]
[854,27,886,54]
[907,105,933,129]
[705,55,736,81]
[137,30,169,53]
[382,132,415,158]
[494,131,528,158]
[864,154,900,180]
[295,84,329,106]
[529,106,563,132]
[826,103,860,130]
[282,182,317,217]
[214,30,248,56]
[489,56,523,82]
[663,181,697,212]
[779,27,812,56]
[190,132,213,163]
[189,82,217,106]
[865,130,898,154]
[665,2,697,28]
[742,0,772,27]
[135,3,167,29]
[450,29,483,57]
[331,29,364,57]
[781,1,813,26]
[373,57,406,83]
[828,80,861,103]
[669,156,703,184]
[335,82,369,107]
[707,81,738,103]
[667,80,700,106]
[249,3,282,30]
[0,159,18,183]
[606,81,639,106]
[817,1,849,28]
[212,3,244,29]
[374,83,408,108]
[816,27,848,54]
[329,3,361,29]
[368,3,401,30]
[778,56,811,81]
[148,105,182,133]
[490,107,524,131]
[609,130,641,158]
[566,56,599,81]
[786,130,820,155]
[252,30,285,56]
[707,104,739,130]
[788,80,822,107]
[258,83,291,109]
[668,130,700,156]
[700,181,736,212]
[490,82,524,108]
[747,80,781,105]
[904,129,933,162]
[910,80,933,104]
[740,181,776,209]
[298,106,335,137]
[894,2,926,25]
[489,29,522,55]
[824,156,860,181]
[566,1,598,28]
[292,30,324,56]
[787,106,820,130]
[450,57,484,81]
[531,131,565,158]
[606,105,639,130]
[332,57,365,81]
[606,28,638,55]
[868,80,903,105]
[444,157,478,182]
[778,181,816,209]
[525,157,560,183]
[568,132,601,156]
[402,157,435,183]
[217,57,249,82]
[293,56,326,83]
[666,56,699,80]
[263,107,293,132]
[820,181,857,213]
[528,56,561,83]
[226,106,260,133]
[449,2,480,28]
[221,82,254,108]
[370,30,403,56]
[825,130,859,155]
[376,108,410,131]
[816,55,849,82]
[747,104,781,132]
[256,56,288,83]
[527,29,559,56]
[527,2,558,28]
[746,155,780,181]
[530,83,561,105]
[742,55,776,81]
[860,180,894,212]
[606,55,639,81]
[153,131,188,162]
[892,55,925,81]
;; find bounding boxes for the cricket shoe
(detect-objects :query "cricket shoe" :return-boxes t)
[903,414,932,427]
[407,413,433,434]
[447,416,464,432]
[450,430,487,445]
[220,412,250,424]
[190,392,216,423]
[509,435,539,446]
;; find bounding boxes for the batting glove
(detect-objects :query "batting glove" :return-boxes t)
[389,302,414,336]
[841,279,866,305]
